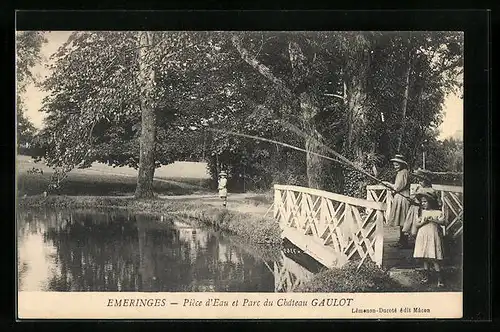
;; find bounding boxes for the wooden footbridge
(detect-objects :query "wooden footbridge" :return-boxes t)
[272,183,463,277]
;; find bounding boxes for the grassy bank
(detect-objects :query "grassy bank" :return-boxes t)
[296,261,407,293]
[170,203,281,245]
[296,260,462,293]
[18,195,282,246]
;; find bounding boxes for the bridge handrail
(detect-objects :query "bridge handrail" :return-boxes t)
[366,183,463,194]
[274,184,386,211]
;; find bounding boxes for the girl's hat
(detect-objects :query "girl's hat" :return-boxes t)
[412,168,431,182]
[415,188,439,205]
[219,171,227,176]
[390,154,408,165]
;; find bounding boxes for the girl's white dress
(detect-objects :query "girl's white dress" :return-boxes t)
[413,209,444,260]
[218,178,227,198]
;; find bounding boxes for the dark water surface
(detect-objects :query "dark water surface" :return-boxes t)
[17,208,281,292]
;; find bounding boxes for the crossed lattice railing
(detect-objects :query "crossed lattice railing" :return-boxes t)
[366,184,463,238]
[274,185,386,268]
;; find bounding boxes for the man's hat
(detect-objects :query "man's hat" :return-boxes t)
[219,171,227,176]
[389,154,408,165]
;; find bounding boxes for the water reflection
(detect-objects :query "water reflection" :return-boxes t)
[17,209,276,292]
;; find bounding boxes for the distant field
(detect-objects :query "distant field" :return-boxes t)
[16,155,212,196]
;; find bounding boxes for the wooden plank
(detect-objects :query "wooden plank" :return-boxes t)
[443,196,459,217]
[274,189,281,220]
[432,184,463,193]
[366,184,386,190]
[374,210,384,266]
[369,183,464,193]
[274,184,386,211]
[449,192,463,208]
[453,225,463,238]
[281,226,347,269]
[446,211,463,231]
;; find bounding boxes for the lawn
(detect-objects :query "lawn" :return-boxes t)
[16,155,212,196]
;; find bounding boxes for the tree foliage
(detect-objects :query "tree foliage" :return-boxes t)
[16,31,47,92]
[34,31,463,197]
[16,31,47,153]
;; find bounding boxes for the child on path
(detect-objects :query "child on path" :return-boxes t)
[413,189,446,287]
[402,169,434,238]
[218,171,228,207]
[387,154,411,248]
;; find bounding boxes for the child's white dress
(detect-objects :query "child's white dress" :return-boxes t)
[218,178,227,198]
[413,209,444,260]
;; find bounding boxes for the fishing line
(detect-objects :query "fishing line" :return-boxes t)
[206,127,413,202]
[277,120,406,195]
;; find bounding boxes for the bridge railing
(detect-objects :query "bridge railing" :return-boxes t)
[274,185,386,268]
[273,253,314,292]
[366,183,463,238]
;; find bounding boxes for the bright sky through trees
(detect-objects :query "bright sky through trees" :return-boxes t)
[19,31,463,141]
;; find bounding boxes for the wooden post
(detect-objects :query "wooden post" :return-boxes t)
[274,187,280,222]
[441,190,446,237]
[385,189,392,222]
[374,210,384,267]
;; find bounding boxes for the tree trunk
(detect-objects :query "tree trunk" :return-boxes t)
[304,132,324,189]
[340,34,371,196]
[344,78,366,159]
[231,36,329,190]
[298,92,325,189]
[396,48,413,153]
[342,36,371,160]
[231,34,294,99]
[288,41,327,190]
[135,31,157,199]
[410,83,424,164]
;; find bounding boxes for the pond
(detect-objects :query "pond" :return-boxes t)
[17,208,322,292]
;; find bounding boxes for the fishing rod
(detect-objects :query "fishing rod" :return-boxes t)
[243,103,410,199]
[207,128,344,164]
[277,120,410,198]
[206,127,413,201]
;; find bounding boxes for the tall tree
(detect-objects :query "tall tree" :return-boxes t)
[349,32,463,166]
[231,32,346,190]
[16,31,47,152]
[396,39,413,152]
[36,31,225,194]
[135,31,157,198]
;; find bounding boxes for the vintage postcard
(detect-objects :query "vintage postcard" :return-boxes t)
[16,29,464,319]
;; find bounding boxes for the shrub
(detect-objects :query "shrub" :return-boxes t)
[296,260,405,293]
[424,170,463,186]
